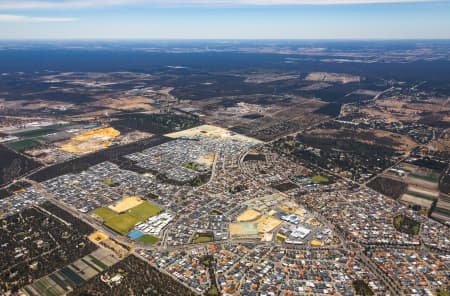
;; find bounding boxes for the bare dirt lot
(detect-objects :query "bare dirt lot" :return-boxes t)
[306,128,416,152]
[305,72,360,84]
[180,95,329,141]
[355,96,450,124]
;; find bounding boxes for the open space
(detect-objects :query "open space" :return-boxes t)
[137,234,160,245]
[92,201,162,235]
[60,127,120,154]
[108,196,144,213]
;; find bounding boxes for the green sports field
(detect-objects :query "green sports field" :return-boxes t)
[137,234,160,245]
[92,208,117,221]
[6,139,42,151]
[192,236,213,244]
[311,175,329,184]
[91,202,162,235]
[127,202,162,220]
[15,128,57,138]
[105,215,141,235]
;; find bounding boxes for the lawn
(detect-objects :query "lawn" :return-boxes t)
[92,202,162,235]
[91,208,118,221]
[311,175,329,184]
[127,202,162,221]
[137,234,160,245]
[193,236,213,244]
[105,215,140,235]
[15,128,57,138]
[6,139,42,151]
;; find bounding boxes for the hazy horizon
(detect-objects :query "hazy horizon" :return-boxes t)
[0,0,449,39]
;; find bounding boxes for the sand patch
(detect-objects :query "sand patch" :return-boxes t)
[60,127,120,154]
[108,196,144,213]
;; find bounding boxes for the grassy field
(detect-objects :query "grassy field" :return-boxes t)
[105,215,140,235]
[92,202,162,235]
[15,128,57,138]
[192,236,213,244]
[127,202,162,220]
[92,208,118,221]
[311,175,329,184]
[6,139,42,151]
[137,234,160,245]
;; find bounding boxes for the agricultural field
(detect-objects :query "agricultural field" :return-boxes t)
[22,248,121,296]
[71,255,198,296]
[409,171,440,183]
[0,205,96,294]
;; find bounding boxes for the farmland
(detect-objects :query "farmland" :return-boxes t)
[71,255,197,296]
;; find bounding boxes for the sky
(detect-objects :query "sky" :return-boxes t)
[0,0,449,39]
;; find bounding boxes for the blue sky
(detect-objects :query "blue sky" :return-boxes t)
[0,0,449,39]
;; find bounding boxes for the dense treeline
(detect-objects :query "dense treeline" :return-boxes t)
[313,103,342,117]
[439,167,450,194]
[111,112,202,135]
[367,177,408,199]
[0,145,40,186]
[40,201,94,235]
[0,207,96,293]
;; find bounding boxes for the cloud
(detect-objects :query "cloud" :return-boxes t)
[0,14,77,22]
[0,0,436,10]
[0,0,142,10]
